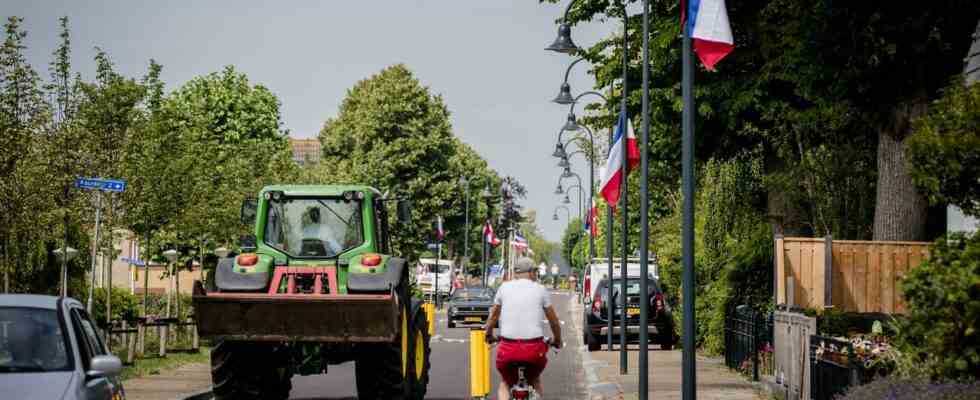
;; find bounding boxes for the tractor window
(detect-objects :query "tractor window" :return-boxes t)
[264,198,364,258]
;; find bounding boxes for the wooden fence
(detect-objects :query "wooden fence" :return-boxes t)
[775,237,930,313]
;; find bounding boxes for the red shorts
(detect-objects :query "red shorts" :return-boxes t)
[495,338,549,386]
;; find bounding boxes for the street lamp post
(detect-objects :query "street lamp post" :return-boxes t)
[460,177,470,279]
[163,249,179,319]
[480,185,497,287]
[547,0,635,378]
[53,246,79,297]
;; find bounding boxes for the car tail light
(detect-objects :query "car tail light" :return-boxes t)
[362,253,382,267]
[237,253,258,266]
[592,297,602,315]
[655,292,665,312]
[584,277,591,298]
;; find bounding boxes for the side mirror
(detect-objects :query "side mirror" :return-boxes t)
[397,200,412,224]
[87,355,122,379]
[240,199,258,225]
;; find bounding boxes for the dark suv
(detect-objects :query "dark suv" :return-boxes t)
[582,277,677,351]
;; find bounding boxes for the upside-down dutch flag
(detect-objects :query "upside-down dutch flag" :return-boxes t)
[583,198,598,238]
[683,0,734,71]
[484,221,501,247]
[598,111,640,209]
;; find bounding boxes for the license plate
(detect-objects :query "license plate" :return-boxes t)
[465,317,482,323]
[627,307,640,316]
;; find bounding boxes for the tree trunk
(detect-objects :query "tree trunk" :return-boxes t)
[873,104,929,241]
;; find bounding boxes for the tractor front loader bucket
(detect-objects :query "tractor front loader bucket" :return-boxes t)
[192,281,399,342]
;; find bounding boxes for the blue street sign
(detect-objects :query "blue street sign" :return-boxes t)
[75,177,126,192]
[121,257,146,266]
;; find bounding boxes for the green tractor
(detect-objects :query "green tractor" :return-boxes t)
[192,185,431,400]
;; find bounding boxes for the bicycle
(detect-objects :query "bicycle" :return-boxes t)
[487,335,561,400]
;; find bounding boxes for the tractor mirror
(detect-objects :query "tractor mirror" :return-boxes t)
[397,200,412,224]
[240,199,257,225]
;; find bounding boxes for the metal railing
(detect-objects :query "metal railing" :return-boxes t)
[724,305,773,381]
[105,316,200,364]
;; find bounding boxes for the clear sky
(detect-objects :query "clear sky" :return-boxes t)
[8,0,619,241]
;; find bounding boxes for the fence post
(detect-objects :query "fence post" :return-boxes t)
[752,310,760,382]
[191,318,199,351]
[158,324,167,357]
[824,235,833,308]
[137,322,144,355]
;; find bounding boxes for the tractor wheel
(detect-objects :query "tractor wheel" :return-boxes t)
[355,304,411,400]
[211,339,292,400]
[407,306,431,399]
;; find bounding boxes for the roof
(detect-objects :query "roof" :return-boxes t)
[262,185,383,197]
[0,294,76,310]
[965,21,980,84]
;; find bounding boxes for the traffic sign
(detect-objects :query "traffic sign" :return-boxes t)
[121,257,146,266]
[75,177,126,192]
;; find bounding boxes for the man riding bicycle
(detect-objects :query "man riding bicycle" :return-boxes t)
[484,257,563,399]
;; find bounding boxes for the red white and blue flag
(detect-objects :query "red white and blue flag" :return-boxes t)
[598,111,640,208]
[434,216,445,241]
[683,0,734,70]
[584,198,598,238]
[511,234,528,250]
[484,221,501,247]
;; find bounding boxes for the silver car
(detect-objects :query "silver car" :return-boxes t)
[0,294,125,400]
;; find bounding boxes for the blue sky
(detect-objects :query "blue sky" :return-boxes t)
[8,0,622,241]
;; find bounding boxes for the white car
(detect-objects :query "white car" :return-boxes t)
[0,294,125,400]
[416,258,454,300]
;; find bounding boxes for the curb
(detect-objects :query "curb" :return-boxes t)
[177,388,213,400]
[570,296,623,400]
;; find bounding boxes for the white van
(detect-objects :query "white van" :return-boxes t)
[416,258,454,300]
[582,257,659,303]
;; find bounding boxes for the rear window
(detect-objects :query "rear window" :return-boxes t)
[597,278,662,297]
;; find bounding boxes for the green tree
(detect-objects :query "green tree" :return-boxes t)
[319,64,493,261]
[907,79,980,217]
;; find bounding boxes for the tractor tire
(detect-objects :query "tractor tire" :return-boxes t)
[211,339,292,400]
[354,309,411,399]
[407,306,431,400]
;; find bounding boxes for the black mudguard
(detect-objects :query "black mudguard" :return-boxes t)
[215,257,270,291]
[348,257,406,293]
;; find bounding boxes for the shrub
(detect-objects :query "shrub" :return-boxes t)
[91,287,141,326]
[837,377,980,400]
[897,232,980,381]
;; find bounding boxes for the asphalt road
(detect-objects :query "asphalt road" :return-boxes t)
[288,291,581,400]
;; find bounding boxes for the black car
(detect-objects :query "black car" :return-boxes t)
[447,287,494,328]
[583,277,677,351]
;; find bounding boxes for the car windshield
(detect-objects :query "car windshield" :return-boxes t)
[452,289,493,301]
[0,307,71,373]
[424,264,450,274]
[600,279,661,299]
[264,197,364,258]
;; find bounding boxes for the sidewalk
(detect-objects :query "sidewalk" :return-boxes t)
[123,362,212,400]
[571,299,761,400]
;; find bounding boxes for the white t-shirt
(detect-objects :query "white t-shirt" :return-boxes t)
[493,278,552,339]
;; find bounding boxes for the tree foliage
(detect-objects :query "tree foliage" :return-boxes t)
[908,79,980,218]
[318,64,523,262]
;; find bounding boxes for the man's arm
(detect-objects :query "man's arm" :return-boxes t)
[543,305,563,348]
[484,304,501,341]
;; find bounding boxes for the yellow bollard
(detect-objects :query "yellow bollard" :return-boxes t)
[482,333,491,395]
[470,329,491,398]
[424,302,435,336]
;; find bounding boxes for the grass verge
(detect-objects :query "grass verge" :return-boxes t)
[118,346,210,381]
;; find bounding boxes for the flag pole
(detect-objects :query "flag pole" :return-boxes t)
[681,9,698,400]
[618,8,630,376]
[637,0,651,398]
